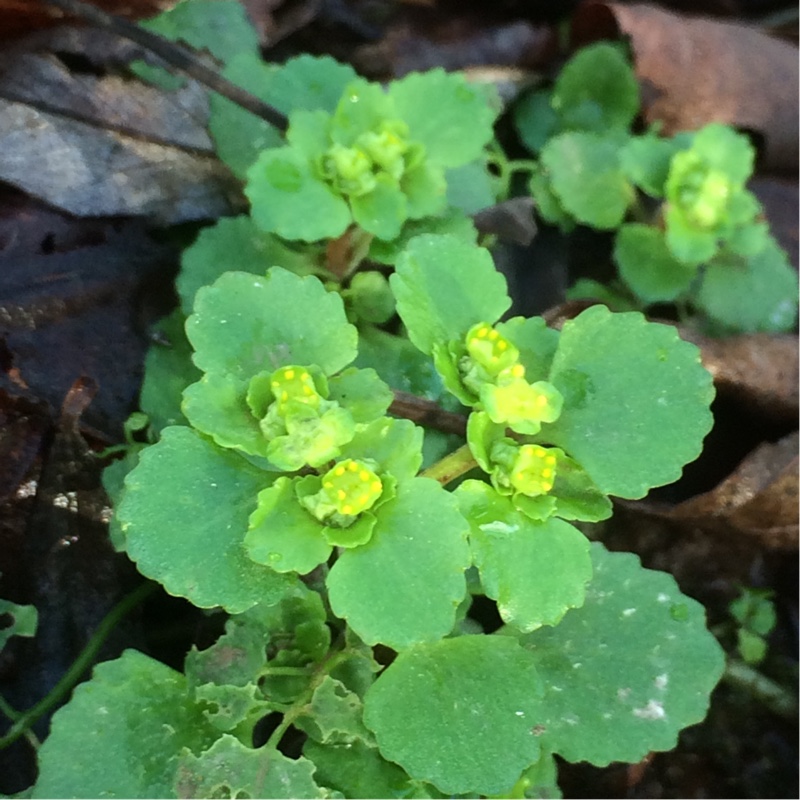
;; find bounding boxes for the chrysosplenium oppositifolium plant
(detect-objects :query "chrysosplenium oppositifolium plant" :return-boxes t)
[27,5,727,797]
[34,234,724,799]
[514,42,798,334]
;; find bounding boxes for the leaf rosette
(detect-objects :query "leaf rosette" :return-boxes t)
[245,71,498,242]
[664,123,767,264]
[182,268,392,471]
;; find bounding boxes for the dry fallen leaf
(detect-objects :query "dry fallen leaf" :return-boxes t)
[571,1,799,171]
[0,26,240,222]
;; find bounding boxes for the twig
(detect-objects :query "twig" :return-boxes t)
[39,0,289,133]
[389,391,467,437]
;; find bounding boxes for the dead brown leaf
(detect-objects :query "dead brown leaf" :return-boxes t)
[571,1,799,171]
[0,27,240,222]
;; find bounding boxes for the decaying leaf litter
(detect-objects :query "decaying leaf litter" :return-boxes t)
[0,0,796,796]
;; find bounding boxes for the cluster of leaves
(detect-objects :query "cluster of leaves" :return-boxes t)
[728,587,777,665]
[12,3,740,798]
[514,42,798,334]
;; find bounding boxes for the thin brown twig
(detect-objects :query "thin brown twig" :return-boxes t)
[39,0,289,133]
[389,391,467,437]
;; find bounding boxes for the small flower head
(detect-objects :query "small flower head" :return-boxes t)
[357,119,410,180]
[465,322,520,377]
[669,150,732,229]
[321,459,383,516]
[481,375,564,434]
[270,365,322,414]
[324,143,377,197]
[509,445,558,496]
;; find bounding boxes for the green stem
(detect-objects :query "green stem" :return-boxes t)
[264,650,350,750]
[723,658,798,720]
[420,444,478,486]
[259,665,314,678]
[0,581,156,750]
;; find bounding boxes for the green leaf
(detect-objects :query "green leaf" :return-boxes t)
[520,542,725,765]
[528,165,575,230]
[368,209,477,265]
[0,596,37,651]
[32,650,218,798]
[355,327,448,400]
[551,43,639,133]
[174,736,331,799]
[350,176,408,240]
[664,203,718,265]
[615,224,698,303]
[363,635,544,796]
[403,161,448,219]
[209,52,283,177]
[119,426,294,612]
[341,417,425,483]
[541,131,633,229]
[327,478,470,649]
[737,629,767,665]
[139,310,201,432]
[295,676,373,745]
[513,89,559,155]
[388,70,499,168]
[246,147,352,241]
[193,682,270,732]
[182,371,270,458]
[344,271,396,325]
[245,477,332,573]
[188,269,357,380]
[265,54,360,117]
[139,0,259,65]
[456,480,592,631]
[695,238,799,332]
[327,367,393,423]
[391,234,511,355]
[496,316,560,384]
[545,305,714,498]
[178,216,321,315]
[620,133,683,198]
[305,739,414,799]
[444,158,498,214]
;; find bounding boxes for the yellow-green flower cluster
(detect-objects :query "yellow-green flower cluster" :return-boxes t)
[461,322,564,436]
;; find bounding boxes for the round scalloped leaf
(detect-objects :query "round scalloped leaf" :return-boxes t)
[513,88,559,155]
[368,209,477,265]
[456,480,591,632]
[541,131,633,229]
[551,43,639,133]
[519,542,725,766]
[246,147,352,241]
[391,234,510,355]
[140,310,201,432]
[327,478,470,649]
[178,215,320,315]
[0,597,37,650]
[174,735,330,799]
[265,54,359,117]
[140,0,259,65]
[544,305,714,498]
[209,52,283,177]
[340,417,424,483]
[328,367,394,423]
[363,635,544,795]
[188,269,357,380]
[443,159,496,215]
[32,650,218,798]
[615,224,698,303]
[695,238,799,333]
[245,477,332,574]
[497,316,560,384]
[350,176,408,241]
[388,70,499,168]
[182,372,270,458]
[119,426,294,612]
[305,739,415,799]
[619,133,684,198]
